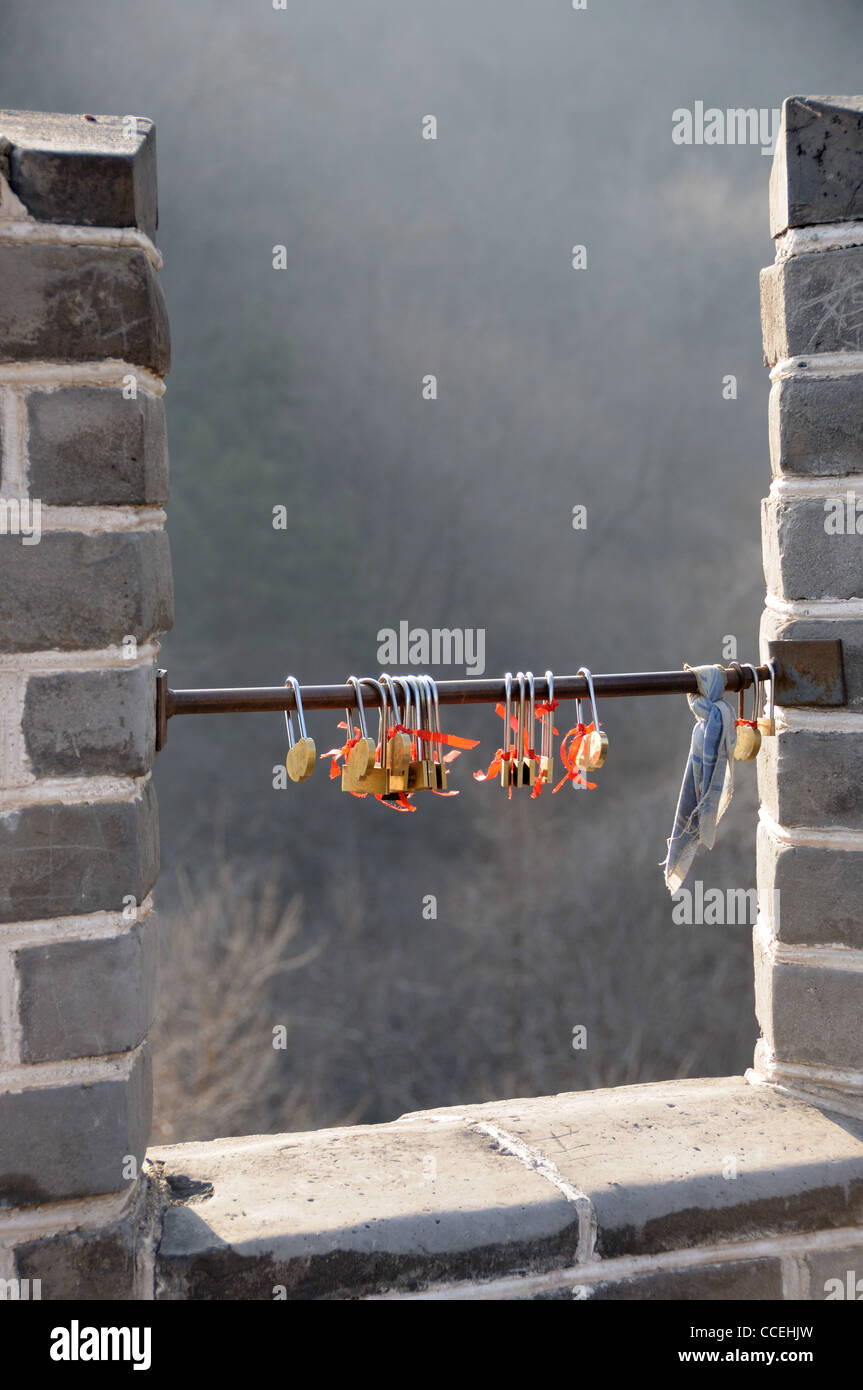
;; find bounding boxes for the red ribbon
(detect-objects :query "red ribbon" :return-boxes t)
[552,723,598,792]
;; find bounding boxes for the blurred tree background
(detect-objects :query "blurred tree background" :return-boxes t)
[2,0,861,1140]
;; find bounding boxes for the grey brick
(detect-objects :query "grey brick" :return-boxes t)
[761,247,863,367]
[399,1078,863,1260]
[770,374,863,476]
[153,1119,583,1300]
[151,1078,863,1299]
[760,609,863,712]
[0,109,157,239]
[0,245,169,372]
[26,387,168,506]
[22,665,155,777]
[0,781,159,923]
[803,1243,863,1300]
[755,955,863,1072]
[761,495,863,601]
[770,96,863,238]
[757,820,863,948]
[758,729,863,831]
[14,1224,136,1301]
[0,1044,151,1207]
[0,530,173,652]
[17,916,158,1063]
[568,1258,782,1301]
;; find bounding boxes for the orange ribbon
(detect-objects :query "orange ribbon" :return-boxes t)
[552,723,598,792]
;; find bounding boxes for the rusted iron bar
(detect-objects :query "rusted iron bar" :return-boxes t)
[164,666,771,719]
[153,640,846,752]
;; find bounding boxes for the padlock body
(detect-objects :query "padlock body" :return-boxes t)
[286,736,316,783]
[345,737,375,780]
[341,764,389,794]
[538,755,554,787]
[405,760,436,792]
[500,756,537,787]
[734,723,761,760]
[386,731,412,779]
[575,729,608,770]
[757,718,775,737]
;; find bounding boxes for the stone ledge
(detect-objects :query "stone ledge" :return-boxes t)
[0,109,158,240]
[149,1077,863,1300]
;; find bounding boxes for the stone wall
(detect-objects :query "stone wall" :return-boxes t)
[755,96,863,1117]
[3,97,863,1302]
[0,109,171,1299]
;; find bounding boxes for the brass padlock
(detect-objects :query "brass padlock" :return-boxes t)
[499,672,538,789]
[732,662,761,761]
[341,676,389,794]
[401,675,436,792]
[283,675,316,782]
[344,676,377,780]
[537,669,555,788]
[380,675,413,792]
[419,674,447,791]
[757,659,776,738]
[574,667,608,770]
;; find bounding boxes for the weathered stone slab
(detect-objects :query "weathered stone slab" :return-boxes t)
[803,1243,863,1300]
[0,1046,151,1207]
[402,1078,863,1259]
[14,1223,137,1301]
[22,665,156,777]
[0,531,173,653]
[0,109,157,238]
[755,954,863,1072]
[761,248,863,366]
[151,1119,583,1300]
[0,782,159,922]
[0,245,169,371]
[762,495,863,602]
[150,1078,863,1297]
[757,729,863,831]
[17,916,158,1063]
[770,96,863,238]
[770,374,863,477]
[26,387,168,506]
[756,819,863,949]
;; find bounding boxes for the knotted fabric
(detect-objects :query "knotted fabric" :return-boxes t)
[662,664,736,893]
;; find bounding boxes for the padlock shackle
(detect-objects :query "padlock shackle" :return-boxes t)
[345,675,369,741]
[742,663,763,722]
[283,673,307,747]
[542,669,555,760]
[576,666,601,730]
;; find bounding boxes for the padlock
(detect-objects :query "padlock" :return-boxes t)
[537,669,555,788]
[401,675,436,792]
[380,674,413,790]
[516,672,538,787]
[574,667,608,770]
[499,673,538,788]
[732,662,761,761]
[343,676,377,780]
[418,674,448,791]
[341,677,390,794]
[757,659,776,738]
[283,675,316,782]
[377,675,411,795]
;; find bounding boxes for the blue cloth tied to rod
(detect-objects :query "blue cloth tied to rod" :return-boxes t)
[662,664,736,893]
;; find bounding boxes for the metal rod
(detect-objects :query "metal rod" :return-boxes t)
[164,665,772,719]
